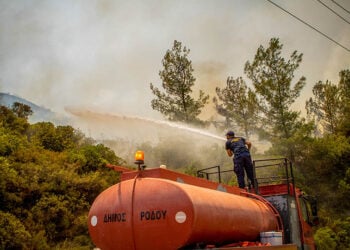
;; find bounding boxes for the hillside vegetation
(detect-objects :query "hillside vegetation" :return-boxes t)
[0,103,124,249]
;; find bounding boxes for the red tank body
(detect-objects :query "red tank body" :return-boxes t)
[88,176,280,250]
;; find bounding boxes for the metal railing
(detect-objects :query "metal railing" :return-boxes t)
[253,158,295,195]
[196,166,234,184]
[196,158,295,194]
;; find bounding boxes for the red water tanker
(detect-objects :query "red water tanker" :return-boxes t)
[88,157,317,250]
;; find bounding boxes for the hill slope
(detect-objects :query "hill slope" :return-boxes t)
[0,92,67,124]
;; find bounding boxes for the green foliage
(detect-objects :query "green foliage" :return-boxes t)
[0,105,30,134]
[11,102,33,119]
[0,211,31,250]
[244,38,306,143]
[71,144,124,174]
[28,122,85,152]
[0,127,27,156]
[0,105,124,248]
[297,134,350,217]
[266,119,314,163]
[214,76,259,138]
[314,226,337,250]
[306,80,342,134]
[337,69,350,136]
[314,217,350,250]
[227,174,238,187]
[31,195,72,241]
[150,40,209,126]
[306,69,350,137]
[183,164,198,176]
[339,167,350,194]
[31,230,50,250]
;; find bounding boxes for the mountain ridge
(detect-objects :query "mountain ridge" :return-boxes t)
[0,92,67,124]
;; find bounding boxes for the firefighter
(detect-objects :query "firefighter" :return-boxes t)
[225,130,254,189]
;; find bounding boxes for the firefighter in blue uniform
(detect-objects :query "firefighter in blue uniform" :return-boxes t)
[225,130,254,189]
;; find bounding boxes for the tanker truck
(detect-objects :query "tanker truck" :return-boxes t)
[88,152,318,250]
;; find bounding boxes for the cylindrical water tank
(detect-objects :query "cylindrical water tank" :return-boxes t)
[88,178,279,250]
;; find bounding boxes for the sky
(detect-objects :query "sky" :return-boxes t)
[1,0,350,121]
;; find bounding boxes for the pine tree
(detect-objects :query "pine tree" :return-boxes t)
[306,69,350,136]
[150,40,209,126]
[338,69,350,136]
[244,38,306,141]
[306,80,341,135]
[213,76,258,138]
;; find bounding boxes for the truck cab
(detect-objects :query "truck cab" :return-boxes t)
[253,158,318,250]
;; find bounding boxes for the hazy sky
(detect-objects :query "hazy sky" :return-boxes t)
[1,0,350,120]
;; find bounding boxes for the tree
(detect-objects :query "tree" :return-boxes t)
[314,227,337,250]
[338,69,350,136]
[306,80,341,135]
[244,38,308,159]
[314,217,350,250]
[244,38,306,140]
[150,40,209,126]
[306,69,350,136]
[28,122,60,151]
[213,76,258,138]
[0,127,26,156]
[0,211,31,249]
[0,105,30,134]
[11,102,33,119]
[28,122,85,152]
[73,144,124,174]
[298,133,350,215]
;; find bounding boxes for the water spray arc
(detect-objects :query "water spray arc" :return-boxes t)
[66,107,269,154]
[66,107,226,142]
